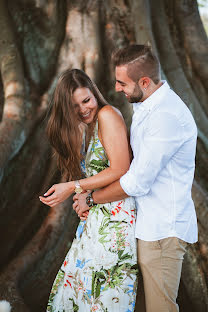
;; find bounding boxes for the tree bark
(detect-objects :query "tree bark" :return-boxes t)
[174,0,208,91]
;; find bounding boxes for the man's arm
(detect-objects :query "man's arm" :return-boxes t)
[74,111,185,216]
[73,180,128,217]
[95,112,184,200]
[93,180,128,203]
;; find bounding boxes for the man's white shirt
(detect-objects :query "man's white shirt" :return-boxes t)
[120,81,198,243]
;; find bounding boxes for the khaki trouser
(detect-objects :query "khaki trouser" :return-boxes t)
[137,237,187,312]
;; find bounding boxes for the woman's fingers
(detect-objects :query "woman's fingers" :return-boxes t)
[39,185,57,204]
[39,193,56,204]
[43,185,56,197]
[39,195,58,207]
[40,200,57,207]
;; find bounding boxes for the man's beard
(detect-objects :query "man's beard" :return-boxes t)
[129,84,143,103]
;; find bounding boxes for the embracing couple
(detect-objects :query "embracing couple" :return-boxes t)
[40,44,198,312]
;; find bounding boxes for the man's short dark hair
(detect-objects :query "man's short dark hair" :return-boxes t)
[112,44,160,84]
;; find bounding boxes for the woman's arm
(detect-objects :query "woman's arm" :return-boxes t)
[39,105,130,207]
[78,105,130,190]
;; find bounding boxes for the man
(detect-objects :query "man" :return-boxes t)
[73,45,198,312]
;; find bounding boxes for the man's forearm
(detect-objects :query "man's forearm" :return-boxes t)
[93,179,129,204]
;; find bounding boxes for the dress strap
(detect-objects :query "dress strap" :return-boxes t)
[81,129,86,156]
[94,119,99,137]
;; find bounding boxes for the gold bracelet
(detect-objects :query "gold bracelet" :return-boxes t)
[74,180,83,194]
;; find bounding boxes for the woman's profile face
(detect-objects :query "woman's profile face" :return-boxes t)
[72,87,98,124]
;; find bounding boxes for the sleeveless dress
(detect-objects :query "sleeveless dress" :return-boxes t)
[47,121,138,312]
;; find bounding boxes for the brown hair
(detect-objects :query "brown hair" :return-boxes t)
[46,69,108,180]
[112,44,160,84]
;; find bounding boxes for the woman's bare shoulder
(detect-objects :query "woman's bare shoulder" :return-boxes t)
[98,105,123,122]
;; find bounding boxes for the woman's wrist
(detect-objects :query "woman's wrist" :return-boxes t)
[68,181,75,193]
[73,180,84,194]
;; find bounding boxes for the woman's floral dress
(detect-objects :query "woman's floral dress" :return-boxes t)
[47,121,138,312]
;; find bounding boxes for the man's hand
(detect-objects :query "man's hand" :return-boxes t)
[80,211,90,221]
[73,191,91,217]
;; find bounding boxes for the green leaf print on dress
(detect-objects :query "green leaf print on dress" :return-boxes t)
[89,159,109,174]
[68,298,79,311]
[47,120,138,312]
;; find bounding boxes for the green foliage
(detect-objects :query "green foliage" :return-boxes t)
[197,0,208,7]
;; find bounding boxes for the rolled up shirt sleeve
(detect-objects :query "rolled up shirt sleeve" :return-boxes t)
[120,111,184,197]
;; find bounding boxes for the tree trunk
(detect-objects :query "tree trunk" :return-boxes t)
[0,0,207,311]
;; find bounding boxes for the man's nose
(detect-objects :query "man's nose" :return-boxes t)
[115,82,122,92]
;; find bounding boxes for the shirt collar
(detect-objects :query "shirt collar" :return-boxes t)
[133,81,170,113]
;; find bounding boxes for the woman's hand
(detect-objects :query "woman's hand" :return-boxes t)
[39,182,75,207]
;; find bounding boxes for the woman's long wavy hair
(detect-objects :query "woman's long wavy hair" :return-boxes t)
[46,69,108,180]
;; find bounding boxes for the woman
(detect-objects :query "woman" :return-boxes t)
[40,69,138,311]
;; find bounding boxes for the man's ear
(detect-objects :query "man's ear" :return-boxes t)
[138,77,151,90]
